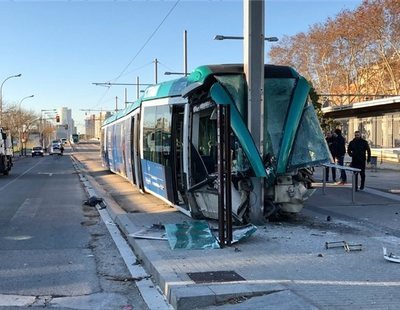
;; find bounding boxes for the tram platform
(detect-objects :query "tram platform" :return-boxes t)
[73,152,400,309]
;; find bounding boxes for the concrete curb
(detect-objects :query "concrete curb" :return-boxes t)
[70,155,296,309]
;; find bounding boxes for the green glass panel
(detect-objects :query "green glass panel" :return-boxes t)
[164,221,220,250]
[288,105,331,170]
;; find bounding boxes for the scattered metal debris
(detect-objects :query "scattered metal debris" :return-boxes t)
[83,196,104,206]
[325,241,362,252]
[383,247,400,263]
[105,275,151,282]
[128,225,168,241]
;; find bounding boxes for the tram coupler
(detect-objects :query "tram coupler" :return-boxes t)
[325,241,362,252]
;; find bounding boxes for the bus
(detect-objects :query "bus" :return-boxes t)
[101,64,331,223]
[72,134,79,143]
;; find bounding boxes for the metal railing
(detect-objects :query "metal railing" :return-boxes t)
[322,163,361,204]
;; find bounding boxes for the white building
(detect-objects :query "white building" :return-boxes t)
[85,111,111,139]
[55,107,75,140]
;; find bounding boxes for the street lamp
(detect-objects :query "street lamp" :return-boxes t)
[18,94,34,156]
[40,109,57,149]
[0,73,22,123]
[19,94,34,107]
[213,35,279,42]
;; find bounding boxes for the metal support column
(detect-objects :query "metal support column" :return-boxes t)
[243,0,265,222]
[217,105,225,247]
[217,104,232,247]
[224,105,232,245]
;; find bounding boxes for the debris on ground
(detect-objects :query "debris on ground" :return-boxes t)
[128,225,168,241]
[83,196,104,207]
[383,247,400,263]
[325,241,362,252]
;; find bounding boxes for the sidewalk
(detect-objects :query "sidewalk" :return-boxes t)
[73,153,400,310]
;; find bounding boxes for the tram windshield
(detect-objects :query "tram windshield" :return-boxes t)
[213,73,329,173]
[288,104,332,170]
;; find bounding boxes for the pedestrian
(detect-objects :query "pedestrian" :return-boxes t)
[347,130,371,191]
[325,131,337,182]
[334,128,347,184]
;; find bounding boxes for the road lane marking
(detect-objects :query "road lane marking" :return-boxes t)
[10,198,41,223]
[38,172,53,176]
[0,160,42,192]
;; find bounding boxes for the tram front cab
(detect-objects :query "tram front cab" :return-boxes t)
[182,65,331,222]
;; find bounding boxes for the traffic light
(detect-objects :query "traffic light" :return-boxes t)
[56,115,60,123]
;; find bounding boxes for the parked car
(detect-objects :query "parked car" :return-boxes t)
[32,146,44,157]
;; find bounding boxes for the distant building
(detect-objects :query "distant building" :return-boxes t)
[85,111,111,139]
[322,96,400,148]
[55,107,75,140]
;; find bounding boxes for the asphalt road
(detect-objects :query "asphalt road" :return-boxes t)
[0,148,149,309]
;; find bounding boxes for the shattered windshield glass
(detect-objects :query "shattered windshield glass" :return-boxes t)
[264,78,296,159]
[288,105,331,170]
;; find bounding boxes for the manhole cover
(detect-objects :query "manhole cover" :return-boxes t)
[187,271,245,283]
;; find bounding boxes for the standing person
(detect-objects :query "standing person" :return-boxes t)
[334,128,347,184]
[348,131,371,191]
[325,131,337,182]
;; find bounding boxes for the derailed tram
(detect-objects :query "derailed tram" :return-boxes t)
[101,64,331,224]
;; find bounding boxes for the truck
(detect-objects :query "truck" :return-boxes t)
[0,127,13,175]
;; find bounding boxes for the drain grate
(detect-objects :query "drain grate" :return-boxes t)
[187,271,245,283]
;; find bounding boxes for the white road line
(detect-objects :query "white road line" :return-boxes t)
[0,160,43,192]
[10,198,41,223]
[364,187,400,202]
[97,207,172,310]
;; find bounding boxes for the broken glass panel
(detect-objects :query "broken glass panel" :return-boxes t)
[164,221,220,250]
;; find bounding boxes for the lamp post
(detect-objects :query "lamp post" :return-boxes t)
[214,35,279,42]
[41,109,57,150]
[18,95,34,155]
[0,73,22,123]
[164,72,186,76]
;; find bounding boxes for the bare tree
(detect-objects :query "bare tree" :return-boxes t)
[3,103,41,147]
[268,0,400,104]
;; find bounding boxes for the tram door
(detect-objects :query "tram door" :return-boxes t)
[171,105,186,206]
[130,116,136,185]
[133,113,144,191]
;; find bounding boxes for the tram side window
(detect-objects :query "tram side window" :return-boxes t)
[198,107,217,173]
[143,106,157,162]
[142,105,172,166]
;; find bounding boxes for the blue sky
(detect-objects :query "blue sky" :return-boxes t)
[0,0,361,133]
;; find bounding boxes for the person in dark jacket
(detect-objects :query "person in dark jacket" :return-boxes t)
[325,131,337,182]
[347,131,371,191]
[334,128,347,184]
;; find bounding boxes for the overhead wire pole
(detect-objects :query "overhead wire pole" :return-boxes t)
[244,0,265,223]
[154,58,158,84]
[137,77,140,99]
[184,30,188,76]
[125,88,128,108]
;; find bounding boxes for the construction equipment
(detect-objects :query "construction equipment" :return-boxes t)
[0,127,13,175]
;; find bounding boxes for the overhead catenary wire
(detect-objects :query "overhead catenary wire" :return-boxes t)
[110,0,181,83]
[157,60,176,72]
